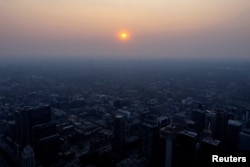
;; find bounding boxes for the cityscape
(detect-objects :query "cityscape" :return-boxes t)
[1,1,250,167]
[0,59,249,167]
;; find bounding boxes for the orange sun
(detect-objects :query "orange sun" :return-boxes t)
[117,31,130,41]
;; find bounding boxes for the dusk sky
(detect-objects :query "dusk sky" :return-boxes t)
[1,0,250,60]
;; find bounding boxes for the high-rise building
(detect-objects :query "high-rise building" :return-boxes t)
[21,145,35,167]
[238,130,250,151]
[14,104,58,165]
[192,109,205,137]
[112,115,126,155]
[204,111,216,137]
[157,116,170,129]
[160,126,178,167]
[36,134,60,166]
[31,122,59,164]
[200,137,221,166]
[172,112,186,130]
[226,120,242,151]
[15,105,52,147]
[141,122,158,167]
[176,130,198,167]
[213,109,230,142]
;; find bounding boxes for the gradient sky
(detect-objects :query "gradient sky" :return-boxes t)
[0,0,250,60]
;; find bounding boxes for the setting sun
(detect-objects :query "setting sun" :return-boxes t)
[121,33,127,38]
[117,31,130,41]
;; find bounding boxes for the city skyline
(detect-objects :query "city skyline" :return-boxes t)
[1,0,250,60]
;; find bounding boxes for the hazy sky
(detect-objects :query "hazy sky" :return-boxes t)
[0,0,250,60]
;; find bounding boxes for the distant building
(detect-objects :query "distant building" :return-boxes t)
[157,116,170,129]
[117,109,131,120]
[172,112,186,129]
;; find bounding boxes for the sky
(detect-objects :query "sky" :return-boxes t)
[0,0,250,60]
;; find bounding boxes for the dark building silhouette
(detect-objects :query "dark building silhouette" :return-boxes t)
[13,105,59,165]
[21,145,35,167]
[226,120,242,151]
[160,126,178,167]
[32,122,59,165]
[157,116,170,129]
[213,109,229,142]
[239,129,250,151]
[15,105,51,147]
[112,115,126,156]
[157,116,170,167]
[172,113,186,130]
[204,111,216,137]
[141,122,158,167]
[175,130,198,167]
[36,134,59,165]
[200,137,221,166]
[191,109,205,137]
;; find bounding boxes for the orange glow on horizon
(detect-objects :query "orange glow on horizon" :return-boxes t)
[117,31,131,41]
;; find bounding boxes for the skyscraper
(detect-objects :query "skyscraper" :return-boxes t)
[200,137,221,166]
[141,122,158,167]
[213,109,229,142]
[15,105,52,147]
[176,130,198,167]
[21,145,35,167]
[192,109,205,137]
[239,130,250,151]
[112,115,126,155]
[31,122,59,165]
[160,126,178,167]
[226,120,242,151]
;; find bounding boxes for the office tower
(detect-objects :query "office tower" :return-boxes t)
[204,111,216,136]
[36,134,60,166]
[141,122,158,167]
[213,109,229,141]
[15,105,52,147]
[157,116,170,129]
[191,109,205,136]
[176,130,198,167]
[15,104,58,165]
[238,130,250,151]
[200,137,221,166]
[172,112,186,130]
[21,145,35,167]
[32,122,59,165]
[226,120,242,151]
[117,109,131,120]
[15,108,31,147]
[112,115,126,155]
[7,120,17,141]
[191,101,203,110]
[156,116,170,167]
[244,110,250,129]
[160,127,178,167]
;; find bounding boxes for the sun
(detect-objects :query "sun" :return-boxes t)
[121,33,127,38]
[117,31,130,41]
